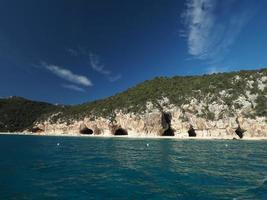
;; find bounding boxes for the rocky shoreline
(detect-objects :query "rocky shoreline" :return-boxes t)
[1,69,266,136]
[1,132,267,140]
[28,107,267,139]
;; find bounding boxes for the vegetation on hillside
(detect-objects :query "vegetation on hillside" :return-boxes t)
[0,97,64,132]
[0,68,266,132]
[55,68,267,122]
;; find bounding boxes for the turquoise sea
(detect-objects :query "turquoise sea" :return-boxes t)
[0,134,266,200]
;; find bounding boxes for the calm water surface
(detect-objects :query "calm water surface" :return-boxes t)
[0,134,266,200]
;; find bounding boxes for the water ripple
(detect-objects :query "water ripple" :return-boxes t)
[0,135,267,199]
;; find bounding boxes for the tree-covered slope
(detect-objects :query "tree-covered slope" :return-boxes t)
[55,68,266,122]
[0,97,63,132]
[1,68,266,132]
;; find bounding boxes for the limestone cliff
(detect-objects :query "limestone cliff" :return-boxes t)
[31,68,267,139]
[33,98,266,139]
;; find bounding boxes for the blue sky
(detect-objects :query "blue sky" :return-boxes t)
[0,0,266,104]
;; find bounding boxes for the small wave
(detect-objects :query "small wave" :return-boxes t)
[247,177,267,199]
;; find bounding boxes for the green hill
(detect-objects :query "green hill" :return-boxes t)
[0,97,64,132]
[55,68,267,122]
[0,68,266,132]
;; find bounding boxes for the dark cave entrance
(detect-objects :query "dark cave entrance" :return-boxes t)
[161,112,175,136]
[114,128,128,135]
[162,112,171,125]
[162,127,175,136]
[31,127,44,133]
[80,127,93,135]
[235,125,245,139]
[188,125,196,137]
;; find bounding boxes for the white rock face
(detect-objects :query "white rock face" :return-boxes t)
[258,76,267,91]
[34,96,267,139]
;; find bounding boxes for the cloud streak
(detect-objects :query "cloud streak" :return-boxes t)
[182,0,216,58]
[42,62,92,86]
[66,48,121,82]
[108,74,122,82]
[66,48,79,56]
[61,84,86,92]
[89,53,111,75]
[88,53,121,82]
[182,0,254,64]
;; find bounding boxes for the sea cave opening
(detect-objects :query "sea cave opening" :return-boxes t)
[114,128,128,136]
[235,125,245,139]
[161,112,174,136]
[162,127,175,136]
[31,127,44,133]
[188,125,196,137]
[80,127,93,135]
[162,112,171,125]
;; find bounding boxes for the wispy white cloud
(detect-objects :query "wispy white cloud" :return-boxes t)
[182,0,254,64]
[66,48,122,82]
[108,74,122,82]
[42,62,92,86]
[61,84,85,92]
[88,53,121,82]
[89,53,111,75]
[66,48,79,56]
[182,0,216,58]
